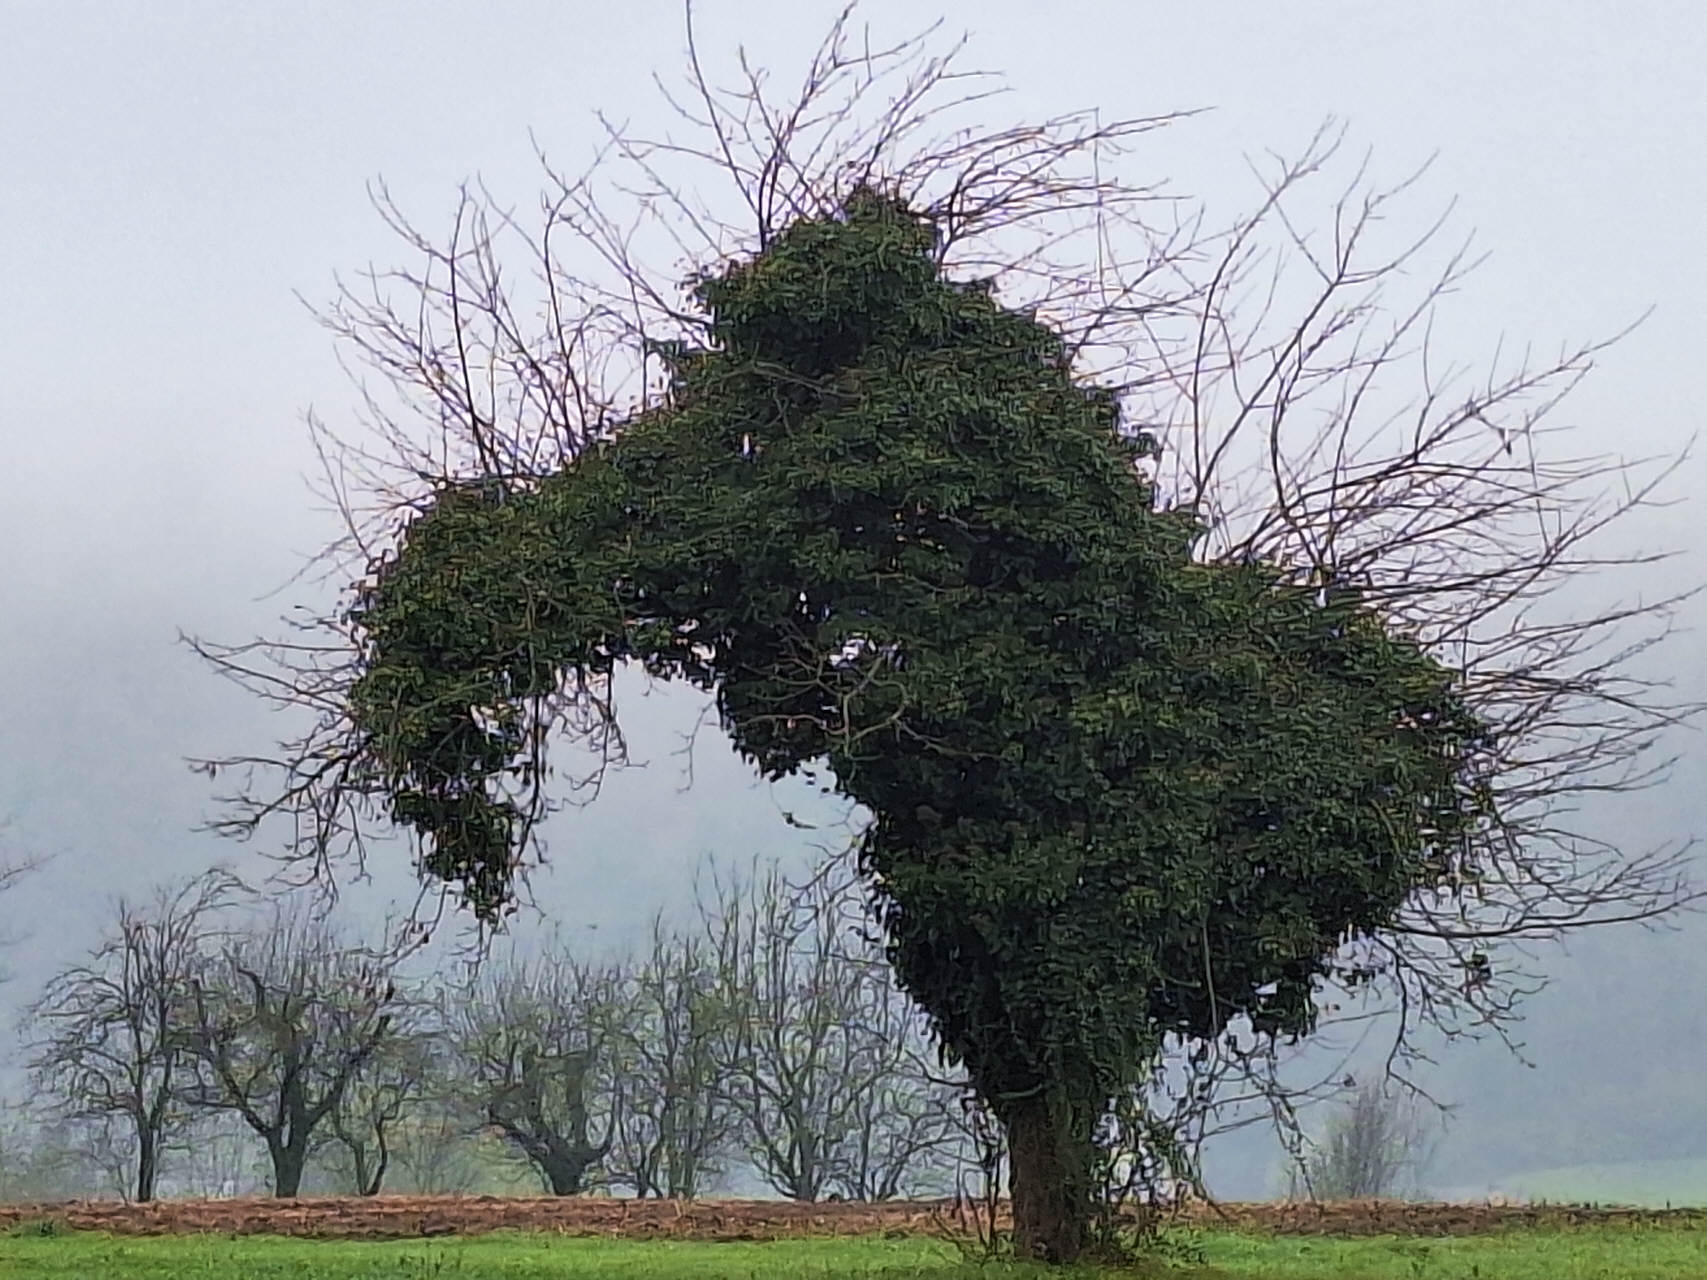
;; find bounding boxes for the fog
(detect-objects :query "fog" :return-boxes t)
[2,1,1703,1201]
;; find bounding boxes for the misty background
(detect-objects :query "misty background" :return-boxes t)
[2,1,1703,1200]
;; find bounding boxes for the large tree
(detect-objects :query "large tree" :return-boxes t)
[196,8,1697,1262]
[318,189,1485,1257]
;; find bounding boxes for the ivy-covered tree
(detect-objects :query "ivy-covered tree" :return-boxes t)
[196,10,1695,1263]
[335,191,1489,1259]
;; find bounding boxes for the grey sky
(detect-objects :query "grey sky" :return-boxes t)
[2,2,1703,1198]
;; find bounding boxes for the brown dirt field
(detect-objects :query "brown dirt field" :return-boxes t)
[0,1194,1702,1241]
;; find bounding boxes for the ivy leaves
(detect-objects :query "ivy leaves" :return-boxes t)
[345,187,1487,1120]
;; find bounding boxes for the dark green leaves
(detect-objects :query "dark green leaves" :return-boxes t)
[343,187,1488,1133]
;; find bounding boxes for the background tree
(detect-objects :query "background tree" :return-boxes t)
[697,860,962,1203]
[383,1103,488,1196]
[606,914,737,1198]
[194,7,1698,1262]
[170,1111,269,1199]
[448,947,621,1195]
[828,944,966,1202]
[704,858,964,1203]
[1285,1080,1438,1202]
[25,869,243,1202]
[379,1024,494,1195]
[0,1110,129,1202]
[0,821,43,987]
[180,905,401,1197]
[320,994,433,1196]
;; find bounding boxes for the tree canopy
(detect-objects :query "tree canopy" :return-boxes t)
[342,189,1493,1259]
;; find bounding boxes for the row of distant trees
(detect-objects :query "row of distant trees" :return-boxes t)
[9,860,983,1203]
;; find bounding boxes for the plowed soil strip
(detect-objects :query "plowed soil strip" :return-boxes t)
[1,1195,1703,1240]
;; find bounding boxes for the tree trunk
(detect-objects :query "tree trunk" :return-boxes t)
[362,1122,390,1196]
[272,1140,307,1198]
[1004,1088,1095,1265]
[542,1151,590,1195]
[135,1129,157,1203]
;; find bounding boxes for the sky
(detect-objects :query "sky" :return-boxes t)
[2,1,1704,1199]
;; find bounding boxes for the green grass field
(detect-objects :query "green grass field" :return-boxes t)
[2,1227,1705,1280]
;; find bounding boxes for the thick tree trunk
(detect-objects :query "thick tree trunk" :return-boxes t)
[1004,1088,1095,1265]
[271,1141,307,1198]
[542,1151,592,1195]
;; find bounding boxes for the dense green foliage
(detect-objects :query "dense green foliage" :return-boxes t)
[345,190,1491,1257]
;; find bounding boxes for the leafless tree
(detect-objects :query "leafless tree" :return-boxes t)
[24,869,245,1202]
[831,968,965,1202]
[812,861,968,1202]
[180,905,403,1197]
[168,1110,269,1198]
[704,859,961,1202]
[0,1111,129,1202]
[0,821,44,987]
[605,915,738,1198]
[383,1101,487,1196]
[321,1000,434,1196]
[446,946,622,1195]
[191,0,1700,1234]
[1285,1078,1437,1201]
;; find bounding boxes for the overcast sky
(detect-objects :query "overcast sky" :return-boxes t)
[2,1,1704,1199]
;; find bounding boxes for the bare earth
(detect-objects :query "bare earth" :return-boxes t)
[1,1195,1704,1240]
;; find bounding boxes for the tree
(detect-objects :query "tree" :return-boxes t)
[606,915,738,1199]
[195,7,1697,1261]
[170,1110,269,1198]
[0,820,43,988]
[180,906,401,1197]
[379,1025,492,1195]
[1286,1079,1437,1201]
[0,1109,129,1202]
[447,948,621,1195]
[321,1008,433,1196]
[827,953,967,1202]
[384,1105,487,1196]
[25,869,243,1202]
[307,185,1490,1256]
[704,861,961,1202]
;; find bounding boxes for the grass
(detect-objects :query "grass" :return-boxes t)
[2,1226,1706,1279]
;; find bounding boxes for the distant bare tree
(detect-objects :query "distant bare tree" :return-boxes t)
[705,860,960,1202]
[606,916,738,1198]
[1287,1079,1437,1201]
[180,905,402,1197]
[448,947,622,1195]
[831,957,964,1202]
[384,1101,487,1195]
[0,821,43,987]
[169,1111,268,1198]
[322,1001,433,1196]
[25,869,245,1201]
[0,1111,128,1202]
